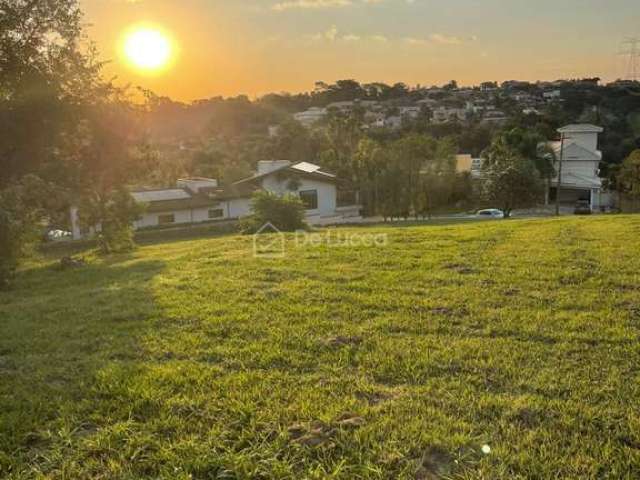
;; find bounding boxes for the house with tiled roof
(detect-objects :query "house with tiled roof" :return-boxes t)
[71,161,361,239]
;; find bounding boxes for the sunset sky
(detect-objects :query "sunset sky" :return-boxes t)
[82,0,639,101]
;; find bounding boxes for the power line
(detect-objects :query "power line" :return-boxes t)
[619,37,640,81]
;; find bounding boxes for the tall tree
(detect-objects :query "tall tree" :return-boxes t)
[0,175,65,288]
[617,150,640,202]
[0,0,109,186]
[319,111,363,185]
[481,146,544,217]
[353,138,386,215]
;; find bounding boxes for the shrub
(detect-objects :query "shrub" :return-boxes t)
[0,209,20,290]
[240,191,307,234]
[80,187,144,254]
[0,176,54,289]
[618,150,640,198]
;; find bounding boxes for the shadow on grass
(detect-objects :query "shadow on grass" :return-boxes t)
[0,257,166,474]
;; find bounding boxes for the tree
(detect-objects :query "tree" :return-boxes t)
[481,148,544,217]
[319,112,363,185]
[1,0,152,265]
[391,134,438,218]
[0,208,22,290]
[617,150,640,198]
[353,138,386,215]
[0,175,63,288]
[415,138,458,219]
[80,187,144,254]
[0,0,110,186]
[263,119,320,163]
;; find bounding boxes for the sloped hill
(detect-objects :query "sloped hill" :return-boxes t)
[1,216,639,479]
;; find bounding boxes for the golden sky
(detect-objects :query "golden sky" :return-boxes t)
[82,0,640,101]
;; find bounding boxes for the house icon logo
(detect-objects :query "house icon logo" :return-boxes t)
[253,222,285,258]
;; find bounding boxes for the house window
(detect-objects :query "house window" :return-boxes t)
[299,190,318,210]
[208,208,224,219]
[158,214,175,225]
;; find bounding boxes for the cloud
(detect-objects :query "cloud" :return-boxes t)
[325,25,338,41]
[272,0,352,10]
[403,37,427,46]
[428,33,464,45]
[307,26,390,45]
[309,25,340,41]
[272,0,388,10]
[370,35,389,43]
[403,33,478,46]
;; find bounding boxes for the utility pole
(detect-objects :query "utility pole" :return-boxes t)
[555,133,565,216]
[620,37,640,81]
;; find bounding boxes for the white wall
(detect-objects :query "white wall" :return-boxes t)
[561,161,599,179]
[260,176,337,217]
[227,198,252,218]
[134,210,194,229]
[552,143,601,188]
[191,206,225,223]
[563,132,598,152]
[131,199,254,230]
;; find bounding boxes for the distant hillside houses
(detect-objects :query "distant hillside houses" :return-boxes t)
[289,82,553,129]
[293,107,327,127]
[289,77,636,131]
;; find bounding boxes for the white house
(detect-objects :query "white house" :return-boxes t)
[232,160,361,225]
[543,90,562,101]
[481,109,508,125]
[293,107,327,127]
[432,106,468,123]
[129,178,236,230]
[398,106,421,119]
[546,124,611,210]
[70,161,361,239]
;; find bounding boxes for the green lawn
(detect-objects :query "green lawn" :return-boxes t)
[1,216,639,479]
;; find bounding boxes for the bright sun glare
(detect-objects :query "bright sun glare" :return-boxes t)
[123,27,172,72]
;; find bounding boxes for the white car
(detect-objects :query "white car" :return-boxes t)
[46,229,73,241]
[476,209,505,219]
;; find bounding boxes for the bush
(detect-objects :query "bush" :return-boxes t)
[0,209,19,290]
[80,187,144,254]
[0,176,53,289]
[240,191,307,234]
[97,223,136,254]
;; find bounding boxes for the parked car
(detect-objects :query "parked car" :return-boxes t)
[476,209,505,219]
[45,229,73,242]
[574,200,592,215]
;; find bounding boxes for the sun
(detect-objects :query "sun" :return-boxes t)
[122,26,173,72]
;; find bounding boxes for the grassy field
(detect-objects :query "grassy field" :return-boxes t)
[1,216,639,479]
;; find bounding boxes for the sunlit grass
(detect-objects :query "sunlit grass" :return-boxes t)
[1,216,639,478]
